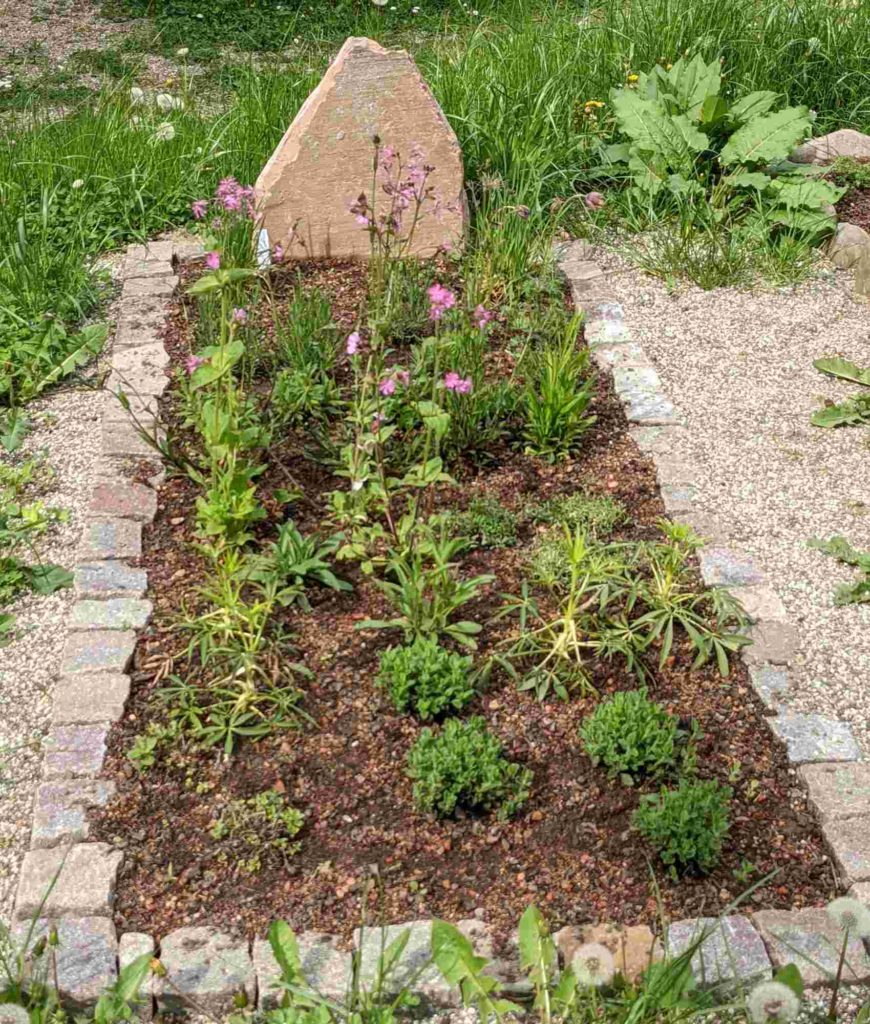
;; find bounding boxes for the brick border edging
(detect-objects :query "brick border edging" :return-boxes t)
[9,239,870,1014]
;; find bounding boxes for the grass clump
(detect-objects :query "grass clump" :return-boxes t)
[633,778,731,876]
[527,491,626,537]
[407,716,532,820]
[579,689,685,780]
[377,637,475,720]
[449,497,520,548]
[210,789,304,874]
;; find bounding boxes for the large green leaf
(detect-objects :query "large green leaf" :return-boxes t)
[611,90,707,172]
[722,171,772,190]
[813,356,870,386]
[767,176,844,209]
[727,90,778,126]
[719,106,811,166]
[666,54,721,120]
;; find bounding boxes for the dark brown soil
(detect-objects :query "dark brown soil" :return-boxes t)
[91,260,836,943]
[835,185,870,232]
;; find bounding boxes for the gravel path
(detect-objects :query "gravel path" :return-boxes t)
[0,389,103,919]
[594,252,870,755]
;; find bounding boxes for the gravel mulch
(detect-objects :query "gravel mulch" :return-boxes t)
[590,250,870,755]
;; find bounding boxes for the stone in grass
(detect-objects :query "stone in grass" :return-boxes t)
[665,915,771,991]
[828,223,870,269]
[70,599,152,632]
[825,817,870,883]
[254,932,352,1009]
[699,547,765,588]
[801,762,870,823]
[119,933,156,1022]
[31,779,116,848]
[14,843,123,920]
[742,621,800,666]
[353,921,460,1009]
[753,908,870,988]
[156,927,256,1017]
[747,664,789,711]
[43,724,109,779]
[12,917,117,1012]
[256,37,467,260]
[90,479,157,523]
[60,630,137,676]
[792,129,870,164]
[770,711,860,765]
[554,923,662,984]
[74,562,148,600]
[78,519,143,562]
[52,672,131,725]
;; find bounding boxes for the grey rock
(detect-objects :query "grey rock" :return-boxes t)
[60,630,136,675]
[90,479,157,522]
[699,548,765,587]
[585,318,631,346]
[126,240,176,263]
[801,762,870,822]
[792,128,870,164]
[31,779,116,847]
[52,672,131,725]
[70,599,152,631]
[121,274,177,299]
[119,933,156,1021]
[825,817,870,882]
[612,365,662,395]
[771,711,860,764]
[623,391,684,426]
[43,724,109,779]
[748,665,789,710]
[74,562,148,599]
[353,920,459,1009]
[743,621,800,665]
[172,239,206,261]
[727,585,787,624]
[111,342,170,377]
[828,222,870,269]
[590,342,650,371]
[457,920,531,998]
[855,250,870,297]
[254,932,352,1009]
[157,927,255,1016]
[0,1007,30,1024]
[666,915,770,990]
[660,483,697,513]
[677,512,730,546]
[654,454,698,486]
[628,424,687,456]
[753,908,870,987]
[78,519,143,561]
[14,843,123,919]
[103,417,162,458]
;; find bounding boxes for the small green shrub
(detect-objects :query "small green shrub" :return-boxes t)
[449,497,520,548]
[527,492,626,537]
[580,689,684,779]
[211,789,304,874]
[633,778,731,875]
[407,716,532,820]
[377,637,475,720]
[831,156,870,190]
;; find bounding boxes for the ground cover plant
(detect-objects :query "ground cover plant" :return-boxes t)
[810,356,870,428]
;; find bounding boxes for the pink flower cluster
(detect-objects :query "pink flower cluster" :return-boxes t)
[346,331,361,355]
[185,354,205,374]
[350,144,435,240]
[444,371,473,394]
[584,191,605,210]
[473,304,493,329]
[379,367,411,396]
[190,177,256,222]
[428,282,456,321]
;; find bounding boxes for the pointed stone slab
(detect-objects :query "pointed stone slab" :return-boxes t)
[256,36,467,259]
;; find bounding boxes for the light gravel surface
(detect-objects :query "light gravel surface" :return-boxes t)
[0,388,103,920]
[594,249,870,754]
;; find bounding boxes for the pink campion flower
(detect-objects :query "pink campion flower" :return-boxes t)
[273,243,285,263]
[427,282,457,320]
[584,191,605,210]
[205,251,221,270]
[185,355,205,374]
[473,304,494,329]
[396,369,410,387]
[221,191,241,212]
[379,377,397,397]
[232,307,247,323]
[380,145,396,169]
[346,332,360,355]
[444,371,473,394]
[191,198,208,220]
[456,377,473,394]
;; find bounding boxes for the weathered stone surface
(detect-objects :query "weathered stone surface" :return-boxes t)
[112,342,170,376]
[748,664,789,710]
[613,365,662,395]
[554,923,662,983]
[114,295,169,346]
[75,562,148,599]
[119,932,156,1021]
[771,711,859,764]
[90,480,157,522]
[828,222,870,269]
[31,779,116,847]
[13,917,117,1011]
[256,37,466,259]
[172,239,206,261]
[660,483,698,513]
[0,1007,30,1023]
[623,391,684,426]
[727,585,787,623]
[353,921,459,1008]
[677,512,731,546]
[590,342,650,371]
[666,916,770,990]
[126,240,176,263]
[157,927,255,1016]
[121,274,177,299]
[107,362,170,398]
[855,250,870,298]
[586,319,631,346]
[743,621,800,665]
[792,129,870,164]
[699,547,765,587]
[43,724,109,779]
[654,454,697,486]
[78,519,143,561]
[628,424,687,456]
[70,599,152,632]
[103,391,159,424]
[60,630,136,675]
[826,817,870,882]
[254,932,352,1009]
[103,417,162,458]
[14,843,122,919]
[802,762,870,822]
[754,908,870,987]
[52,672,131,725]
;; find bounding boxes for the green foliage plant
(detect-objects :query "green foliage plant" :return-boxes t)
[407,716,532,820]
[211,789,304,874]
[810,356,870,428]
[448,497,520,548]
[808,535,870,605]
[252,520,350,610]
[526,491,627,538]
[376,636,475,720]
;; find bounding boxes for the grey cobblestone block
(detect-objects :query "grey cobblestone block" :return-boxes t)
[666,915,771,990]
[771,711,860,764]
[52,672,131,725]
[70,599,152,631]
[801,763,870,822]
[254,932,352,1009]
[586,319,631,346]
[60,630,136,675]
[14,843,122,919]
[157,927,256,1016]
[613,365,663,395]
[661,483,698,513]
[103,392,158,424]
[103,417,161,458]
[75,562,147,600]
[119,933,156,1021]
[13,917,117,1011]
[124,256,176,279]
[628,424,688,456]
[753,908,870,987]
[172,239,206,261]
[727,585,787,623]
[743,621,800,665]
[655,454,698,486]
[353,921,459,1009]
[78,519,143,561]
[623,390,684,425]
[748,665,789,710]
[108,363,170,399]
[700,547,765,587]
[90,480,157,522]
[43,724,109,779]
[590,342,651,371]
[121,274,177,300]
[677,512,731,546]
[823,817,870,883]
[126,240,176,263]
[112,342,170,376]
[31,779,116,848]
